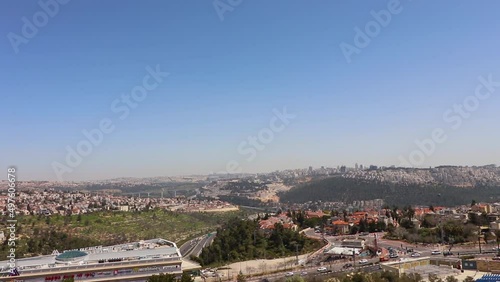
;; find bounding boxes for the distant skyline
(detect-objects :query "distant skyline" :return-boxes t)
[2,1,500,181]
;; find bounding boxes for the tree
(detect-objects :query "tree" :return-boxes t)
[445,276,459,282]
[403,206,415,221]
[286,276,305,282]
[428,274,440,282]
[180,272,194,282]
[147,273,176,282]
[463,277,474,282]
[381,270,399,282]
[62,278,74,282]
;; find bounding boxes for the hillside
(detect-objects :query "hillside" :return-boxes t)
[0,209,243,259]
[342,165,500,187]
[279,176,500,206]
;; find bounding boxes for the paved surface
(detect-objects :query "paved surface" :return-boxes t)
[304,229,499,261]
[179,233,217,257]
[199,229,498,282]
[180,237,202,256]
[191,234,215,257]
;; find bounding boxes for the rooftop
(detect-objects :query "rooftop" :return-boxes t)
[0,238,181,273]
[55,251,88,262]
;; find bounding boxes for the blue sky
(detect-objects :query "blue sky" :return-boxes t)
[1,0,500,181]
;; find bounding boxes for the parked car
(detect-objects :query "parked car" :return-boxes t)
[317,267,328,273]
[431,250,441,255]
[359,259,368,264]
[342,263,353,269]
[300,271,308,276]
[411,252,421,257]
[285,272,294,277]
[390,253,399,258]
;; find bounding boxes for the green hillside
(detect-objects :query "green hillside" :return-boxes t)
[279,177,500,206]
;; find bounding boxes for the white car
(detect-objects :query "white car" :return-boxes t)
[411,252,421,257]
[285,272,294,277]
[431,250,441,255]
[359,259,368,264]
[317,267,327,273]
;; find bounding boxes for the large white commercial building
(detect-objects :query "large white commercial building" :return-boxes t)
[0,238,198,282]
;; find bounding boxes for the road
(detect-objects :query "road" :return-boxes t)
[245,260,381,282]
[303,229,499,261]
[191,234,216,257]
[179,233,217,258]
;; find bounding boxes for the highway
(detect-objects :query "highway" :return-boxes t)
[179,233,217,258]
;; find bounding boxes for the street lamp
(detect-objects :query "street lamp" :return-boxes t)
[352,250,356,271]
[398,258,402,277]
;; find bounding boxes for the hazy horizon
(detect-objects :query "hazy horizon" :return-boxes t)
[2,1,500,181]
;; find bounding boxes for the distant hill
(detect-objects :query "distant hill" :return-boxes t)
[278,176,500,206]
[341,165,500,188]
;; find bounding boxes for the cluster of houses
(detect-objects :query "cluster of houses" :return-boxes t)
[256,202,500,235]
[0,190,238,216]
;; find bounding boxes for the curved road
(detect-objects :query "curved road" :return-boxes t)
[180,233,217,258]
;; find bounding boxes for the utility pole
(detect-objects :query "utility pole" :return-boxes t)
[295,243,299,265]
[353,249,356,271]
[478,226,482,254]
[439,217,445,252]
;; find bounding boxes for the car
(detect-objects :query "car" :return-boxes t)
[285,272,294,277]
[492,257,500,261]
[317,267,328,273]
[390,253,399,258]
[411,252,421,257]
[300,271,308,276]
[359,259,368,264]
[443,251,453,256]
[342,263,353,269]
[431,250,441,255]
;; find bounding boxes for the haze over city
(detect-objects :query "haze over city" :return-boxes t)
[2,1,500,181]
